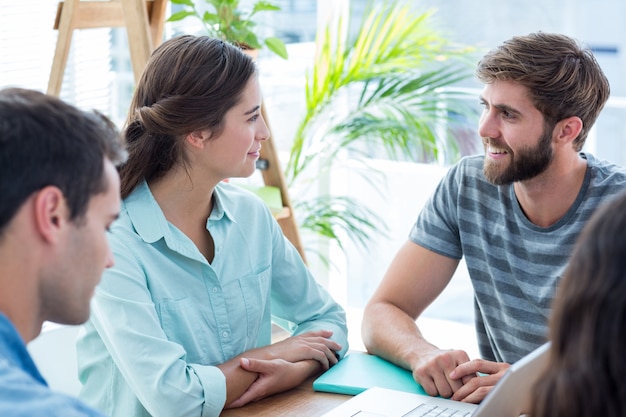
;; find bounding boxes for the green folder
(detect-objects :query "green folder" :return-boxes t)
[235,184,283,215]
[313,351,428,396]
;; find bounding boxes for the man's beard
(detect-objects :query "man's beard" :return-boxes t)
[483,126,554,185]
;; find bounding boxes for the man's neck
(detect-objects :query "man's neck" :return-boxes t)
[0,244,43,344]
[513,153,588,227]
[0,298,41,345]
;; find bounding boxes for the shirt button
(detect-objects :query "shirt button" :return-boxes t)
[222,331,229,338]
[212,287,219,293]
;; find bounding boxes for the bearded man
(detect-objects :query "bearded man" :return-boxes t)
[361,32,626,404]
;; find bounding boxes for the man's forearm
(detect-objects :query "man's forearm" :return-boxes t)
[362,301,438,371]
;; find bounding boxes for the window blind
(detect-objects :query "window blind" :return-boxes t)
[0,0,113,118]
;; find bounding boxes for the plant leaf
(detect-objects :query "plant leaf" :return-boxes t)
[286,1,477,254]
[252,2,281,13]
[166,10,197,22]
[165,0,286,60]
[295,195,383,252]
[264,37,288,59]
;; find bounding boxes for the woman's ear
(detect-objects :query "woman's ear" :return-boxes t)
[554,116,583,146]
[185,130,210,149]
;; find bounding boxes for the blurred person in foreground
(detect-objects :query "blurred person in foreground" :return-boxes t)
[0,87,125,416]
[532,189,626,417]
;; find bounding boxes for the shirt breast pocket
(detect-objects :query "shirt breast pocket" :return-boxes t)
[238,266,272,340]
[157,297,214,363]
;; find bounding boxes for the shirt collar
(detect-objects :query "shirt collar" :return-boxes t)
[211,182,236,224]
[124,181,169,244]
[124,181,236,245]
[0,313,46,385]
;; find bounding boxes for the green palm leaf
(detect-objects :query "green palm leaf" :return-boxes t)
[285,1,476,256]
[295,195,383,252]
[287,1,474,183]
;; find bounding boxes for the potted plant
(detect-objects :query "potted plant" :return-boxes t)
[167,0,288,59]
[286,1,478,260]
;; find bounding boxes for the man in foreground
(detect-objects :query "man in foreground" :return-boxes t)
[0,88,125,415]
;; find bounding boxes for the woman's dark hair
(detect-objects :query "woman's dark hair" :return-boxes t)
[531,190,626,417]
[119,35,257,198]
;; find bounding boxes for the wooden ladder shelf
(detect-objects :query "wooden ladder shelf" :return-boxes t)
[47,0,306,261]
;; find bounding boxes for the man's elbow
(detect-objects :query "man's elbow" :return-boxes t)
[361,300,385,352]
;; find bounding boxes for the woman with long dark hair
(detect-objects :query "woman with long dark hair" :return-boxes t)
[76,35,347,417]
[532,190,626,417]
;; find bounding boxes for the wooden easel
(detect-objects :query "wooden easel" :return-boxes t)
[48,0,167,95]
[257,107,305,260]
[47,0,306,261]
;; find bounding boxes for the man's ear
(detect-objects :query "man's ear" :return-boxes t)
[33,186,69,244]
[185,130,210,149]
[554,116,583,146]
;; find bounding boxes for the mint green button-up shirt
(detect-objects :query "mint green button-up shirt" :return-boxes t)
[76,181,348,417]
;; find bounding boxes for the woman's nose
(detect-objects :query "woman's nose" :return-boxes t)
[258,115,270,141]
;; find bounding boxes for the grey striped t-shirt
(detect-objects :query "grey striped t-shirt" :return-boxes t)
[410,153,626,363]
